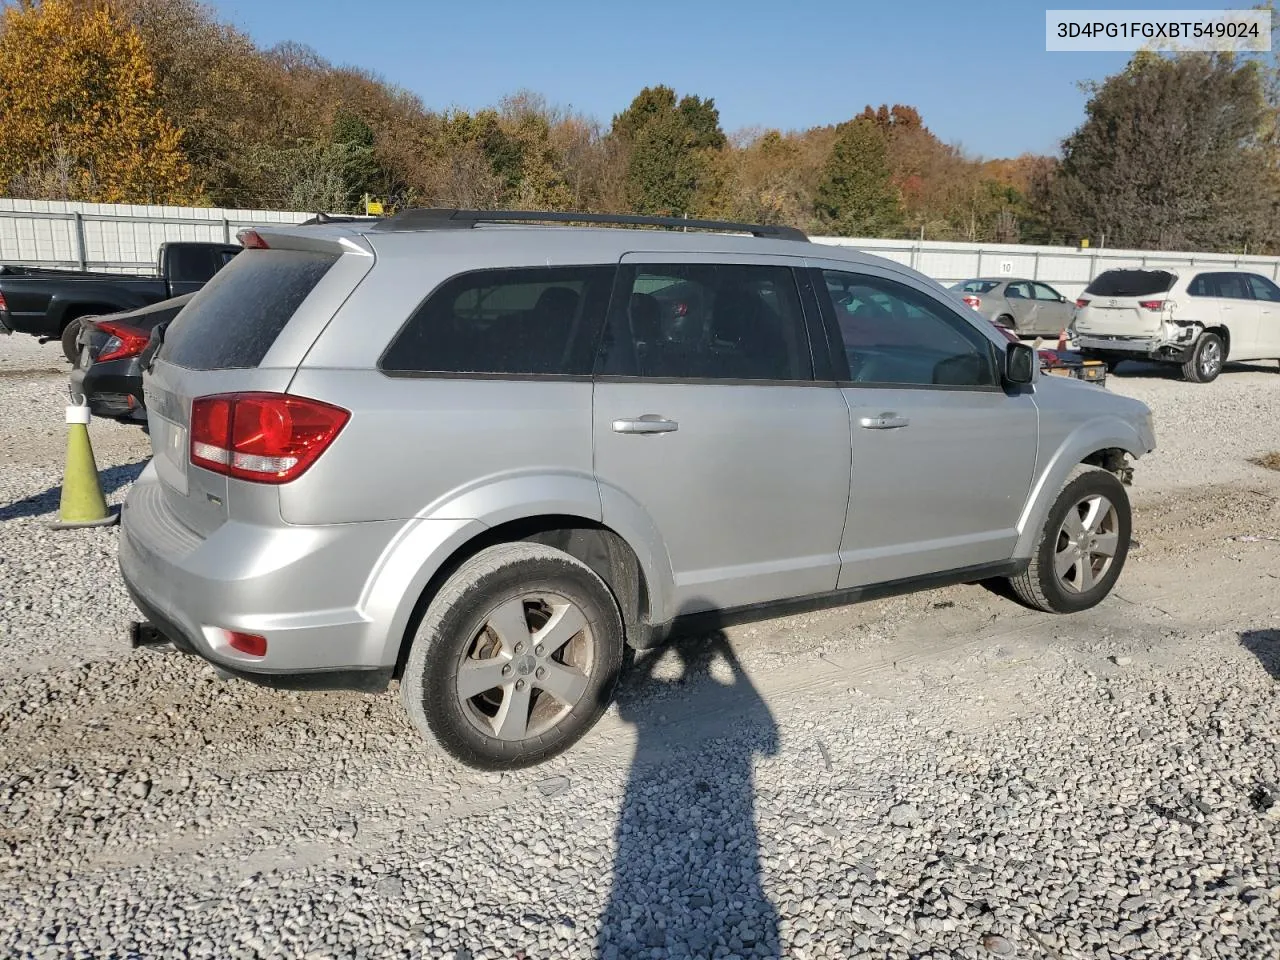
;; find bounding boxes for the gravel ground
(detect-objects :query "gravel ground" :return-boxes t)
[1,334,1278,959]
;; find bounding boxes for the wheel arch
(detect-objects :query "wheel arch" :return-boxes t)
[1014,421,1145,559]
[388,514,662,680]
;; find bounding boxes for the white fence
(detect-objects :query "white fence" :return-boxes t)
[3,198,1279,297]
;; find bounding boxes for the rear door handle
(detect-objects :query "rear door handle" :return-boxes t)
[859,414,910,430]
[613,415,679,435]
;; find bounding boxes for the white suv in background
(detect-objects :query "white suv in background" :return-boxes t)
[1073,268,1280,383]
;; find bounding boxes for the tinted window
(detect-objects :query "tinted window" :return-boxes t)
[381,266,613,376]
[1187,274,1214,297]
[821,271,998,387]
[1248,274,1280,302]
[596,263,812,381]
[956,279,1000,294]
[1084,269,1176,297]
[1031,282,1063,301]
[1215,273,1252,299]
[168,246,219,283]
[160,249,338,370]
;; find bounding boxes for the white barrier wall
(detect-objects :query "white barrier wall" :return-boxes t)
[3,198,1279,295]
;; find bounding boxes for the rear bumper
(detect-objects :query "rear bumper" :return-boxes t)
[1076,334,1193,363]
[70,357,147,422]
[117,464,474,685]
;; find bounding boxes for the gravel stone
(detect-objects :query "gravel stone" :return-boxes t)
[1,337,1278,959]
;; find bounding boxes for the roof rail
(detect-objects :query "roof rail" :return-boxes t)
[367,207,809,242]
[298,212,381,225]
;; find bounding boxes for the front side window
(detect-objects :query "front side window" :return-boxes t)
[821,270,999,388]
[380,266,613,376]
[596,263,812,381]
[1247,274,1280,303]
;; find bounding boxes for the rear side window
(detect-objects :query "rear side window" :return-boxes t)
[160,249,338,370]
[956,280,1000,294]
[1084,269,1175,297]
[380,266,614,376]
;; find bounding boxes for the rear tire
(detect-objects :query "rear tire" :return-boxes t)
[1007,466,1131,614]
[1181,332,1224,383]
[995,314,1015,331]
[399,542,625,770]
[61,318,86,364]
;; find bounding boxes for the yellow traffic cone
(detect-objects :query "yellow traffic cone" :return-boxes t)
[50,404,119,530]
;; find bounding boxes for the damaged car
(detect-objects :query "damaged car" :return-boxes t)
[1072,268,1280,383]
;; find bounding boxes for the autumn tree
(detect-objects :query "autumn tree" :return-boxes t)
[1046,51,1275,250]
[0,0,196,202]
[610,86,727,216]
[814,118,903,236]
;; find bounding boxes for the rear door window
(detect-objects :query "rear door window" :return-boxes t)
[595,262,812,381]
[1216,273,1252,300]
[380,266,613,376]
[1084,269,1176,297]
[159,249,339,370]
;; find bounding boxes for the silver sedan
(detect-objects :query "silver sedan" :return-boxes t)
[952,277,1077,338]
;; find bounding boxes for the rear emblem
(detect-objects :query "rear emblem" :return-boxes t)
[1108,298,1117,307]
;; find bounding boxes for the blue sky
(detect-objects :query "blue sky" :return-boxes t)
[204,0,1157,159]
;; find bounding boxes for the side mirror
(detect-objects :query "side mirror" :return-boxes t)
[1005,341,1036,385]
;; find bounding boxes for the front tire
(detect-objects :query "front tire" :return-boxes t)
[399,542,625,770]
[1008,466,1131,614]
[1182,332,1224,383]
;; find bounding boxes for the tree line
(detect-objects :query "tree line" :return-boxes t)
[1,0,1277,252]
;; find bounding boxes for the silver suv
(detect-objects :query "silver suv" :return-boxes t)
[119,209,1157,769]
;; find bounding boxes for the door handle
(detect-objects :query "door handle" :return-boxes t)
[859,413,910,430]
[612,415,679,435]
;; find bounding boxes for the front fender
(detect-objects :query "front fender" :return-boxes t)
[1013,415,1149,558]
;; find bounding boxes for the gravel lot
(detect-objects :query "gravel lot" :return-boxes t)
[1,335,1278,960]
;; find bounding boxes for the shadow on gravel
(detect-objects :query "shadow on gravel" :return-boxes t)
[598,606,780,960]
[0,459,147,522]
[1240,630,1280,680]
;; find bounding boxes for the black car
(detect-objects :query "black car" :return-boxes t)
[69,294,195,423]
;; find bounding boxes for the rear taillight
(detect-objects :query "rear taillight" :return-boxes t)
[189,392,349,484]
[237,229,269,249]
[1138,299,1165,310]
[962,294,982,309]
[1075,298,1090,308]
[0,291,8,311]
[95,320,151,362]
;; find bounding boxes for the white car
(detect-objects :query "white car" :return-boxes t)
[1072,268,1280,382]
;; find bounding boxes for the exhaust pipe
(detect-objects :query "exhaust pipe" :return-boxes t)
[129,620,172,649]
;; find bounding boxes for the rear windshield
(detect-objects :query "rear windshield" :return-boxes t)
[955,280,1001,294]
[159,249,338,370]
[1084,269,1176,297]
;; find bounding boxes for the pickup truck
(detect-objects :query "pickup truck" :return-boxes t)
[0,240,240,361]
